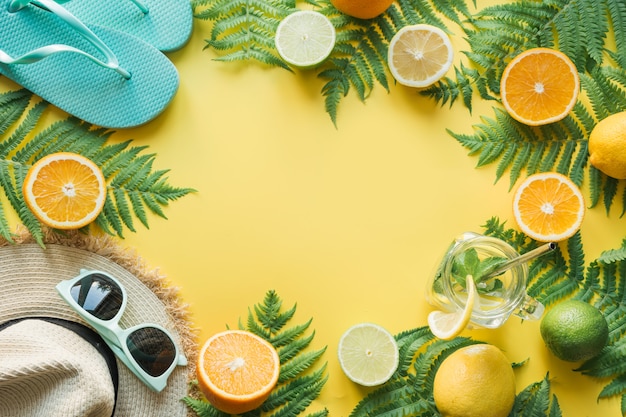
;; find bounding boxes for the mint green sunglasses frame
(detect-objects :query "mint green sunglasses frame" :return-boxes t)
[56,269,187,392]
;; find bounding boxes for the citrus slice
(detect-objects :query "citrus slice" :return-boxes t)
[330,0,393,19]
[387,24,453,88]
[428,276,476,340]
[22,152,106,230]
[512,172,585,242]
[501,47,580,126]
[275,10,336,69]
[337,322,399,386]
[196,330,280,414]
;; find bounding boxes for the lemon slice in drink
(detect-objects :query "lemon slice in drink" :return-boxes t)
[338,323,399,386]
[275,10,336,69]
[387,24,453,88]
[428,276,476,340]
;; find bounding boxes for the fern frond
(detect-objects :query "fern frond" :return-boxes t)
[511,375,561,417]
[264,367,328,417]
[481,219,626,414]
[192,0,294,69]
[449,107,588,190]
[0,90,193,245]
[278,347,326,383]
[185,290,327,417]
[599,239,626,264]
[394,327,433,376]
[348,324,560,417]
[317,0,474,124]
[449,65,626,212]
[183,396,228,417]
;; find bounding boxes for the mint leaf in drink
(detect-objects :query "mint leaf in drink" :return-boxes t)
[451,248,508,294]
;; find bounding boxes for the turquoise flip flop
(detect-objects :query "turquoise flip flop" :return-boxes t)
[0,0,179,129]
[56,0,193,52]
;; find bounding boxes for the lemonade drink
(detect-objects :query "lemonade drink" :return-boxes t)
[426,232,544,329]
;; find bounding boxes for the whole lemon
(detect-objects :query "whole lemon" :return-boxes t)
[540,299,608,362]
[330,0,394,19]
[433,344,516,417]
[588,111,626,179]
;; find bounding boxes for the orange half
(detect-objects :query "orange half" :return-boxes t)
[513,172,585,242]
[501,48,580,126]
[197,330,280,414]
[23,152,106,229]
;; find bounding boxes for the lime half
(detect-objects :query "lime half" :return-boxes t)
[338,322,399,386]
[275,10,336,69]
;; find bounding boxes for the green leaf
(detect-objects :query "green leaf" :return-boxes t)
[0,90,194,246]
[482,218,626,414]
[185,290,327,417]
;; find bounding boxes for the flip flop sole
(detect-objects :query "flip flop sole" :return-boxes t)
[61,0,193,52]
[0,2,179,129]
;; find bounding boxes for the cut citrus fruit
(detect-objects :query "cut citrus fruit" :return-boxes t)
[22,152,106,230]
[330,0,393,19]
[196,330,280,414]
[337,322,399,386]
[512,172,585,242]
[428,276,476,340]
[387,24,453,88]
[275,10,336,69]
[500,47,580,126]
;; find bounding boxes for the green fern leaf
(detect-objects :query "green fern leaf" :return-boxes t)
[434,1,626,215]
[347,324,560,417]
[264,367,328,417]
[185,290,327,417]
[481,218,626,415]
[0,89,194,246]
[511,375,561,417]
[192,0,294,69]
[183,396,228,417]
[598,239,626,264]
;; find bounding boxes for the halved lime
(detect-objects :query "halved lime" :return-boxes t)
[337,322,399,386]
[275,10,336,69]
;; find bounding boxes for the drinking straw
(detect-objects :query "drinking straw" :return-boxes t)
[483,242,557,279]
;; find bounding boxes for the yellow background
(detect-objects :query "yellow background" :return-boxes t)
[7,1,626,415]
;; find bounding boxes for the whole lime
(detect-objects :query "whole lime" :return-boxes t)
[540,299,608,362]
[433,344,516,417]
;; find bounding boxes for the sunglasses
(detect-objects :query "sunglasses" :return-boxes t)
[56,269,187,392]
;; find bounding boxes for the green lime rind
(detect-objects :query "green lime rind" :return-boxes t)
[540,299,609,362]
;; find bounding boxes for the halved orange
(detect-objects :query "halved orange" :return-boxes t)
[197,330,280,414]
[512,172,585,242]
[501,48,580,126]
[23,152,106,229]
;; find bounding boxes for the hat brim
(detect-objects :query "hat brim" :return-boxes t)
[0,230,196,417]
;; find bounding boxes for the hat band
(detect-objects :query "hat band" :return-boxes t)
[0,317,119,414]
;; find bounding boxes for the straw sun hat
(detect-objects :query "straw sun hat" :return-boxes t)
[0,229,196,417]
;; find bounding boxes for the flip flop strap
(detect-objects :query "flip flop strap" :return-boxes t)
[55,0,149,14]
[4,0,131,79]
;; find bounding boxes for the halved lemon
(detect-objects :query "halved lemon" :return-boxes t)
[387,24,453,88]
[23,152,106,229]
[428,276,476,340]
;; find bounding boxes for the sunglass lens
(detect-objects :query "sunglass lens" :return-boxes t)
[127,327,176,377]
[69,273,123,320]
